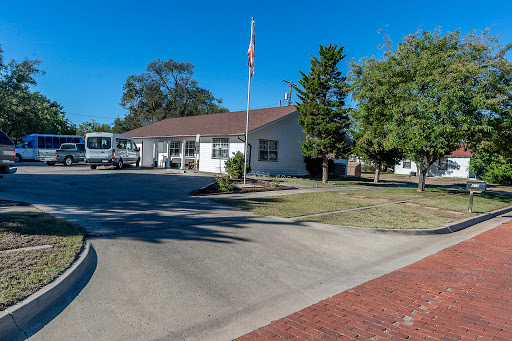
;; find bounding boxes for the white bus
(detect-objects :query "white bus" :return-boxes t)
[15,134,84,162]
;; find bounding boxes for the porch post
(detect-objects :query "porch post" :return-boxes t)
[165,141,170,168]
[181,140,186,170]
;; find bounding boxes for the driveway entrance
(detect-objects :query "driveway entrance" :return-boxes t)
[2,164,506,340]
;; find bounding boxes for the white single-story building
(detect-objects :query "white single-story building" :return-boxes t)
[124,106,348,176]
[394,147,474,178]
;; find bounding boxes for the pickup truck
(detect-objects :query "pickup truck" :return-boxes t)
[0,130,16,178]
[41,143,85,166]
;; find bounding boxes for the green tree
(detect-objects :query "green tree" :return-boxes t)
[0,46,75,142]
[351,129,403,184]
[76,120,112,137]
[351,29,512,191]
[350,54,404,183]
[117,58,228,132]
[294,44,351,184]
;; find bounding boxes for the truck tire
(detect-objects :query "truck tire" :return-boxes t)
[116,159,123,169]
[90,165,97,169]
[64,156,73,167]
[15,154,22,163]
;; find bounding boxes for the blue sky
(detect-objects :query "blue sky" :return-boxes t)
[2,0,511,125]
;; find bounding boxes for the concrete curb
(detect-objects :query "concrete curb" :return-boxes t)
[304,206,512,235]
[0,239,94,340]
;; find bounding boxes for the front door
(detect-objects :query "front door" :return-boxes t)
[20,142,36,160]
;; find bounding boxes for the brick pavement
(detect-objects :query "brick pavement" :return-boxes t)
[235,220,512,340]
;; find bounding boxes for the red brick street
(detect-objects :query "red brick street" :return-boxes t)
[236,220,512,340]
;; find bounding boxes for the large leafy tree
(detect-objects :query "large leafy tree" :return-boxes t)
[117,58,228,132]
[294,44,351,184]
[0,46,75,143]
[351,29,512,191]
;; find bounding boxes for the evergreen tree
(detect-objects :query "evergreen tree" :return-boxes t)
[294,44,351,184]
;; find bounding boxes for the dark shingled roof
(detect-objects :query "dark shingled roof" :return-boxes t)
[124,106,298,138]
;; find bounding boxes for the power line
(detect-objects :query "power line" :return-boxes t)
[65,113,121,120]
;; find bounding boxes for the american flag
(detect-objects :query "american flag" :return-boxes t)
[247,18,255,77]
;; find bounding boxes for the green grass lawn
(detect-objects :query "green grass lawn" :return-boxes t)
[301,203,470,229]
[215,187,461,218]
[0,205,83,310]
[215,187,512,229]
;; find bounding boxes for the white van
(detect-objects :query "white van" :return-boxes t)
[85,133,140,169]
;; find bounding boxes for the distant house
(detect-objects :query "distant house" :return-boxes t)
[394,147,474,179]
[125,106,340,176]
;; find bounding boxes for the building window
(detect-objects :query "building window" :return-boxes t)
[212,138,229,159]
[259,139,278,161]
[438,157,448,170]
[185,141,195,157]
[403,160,411,169]
[170,141,180,157]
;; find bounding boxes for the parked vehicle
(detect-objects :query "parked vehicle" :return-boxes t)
[0,130,16,178]
[41,143,86,166]
[85,133,140,169]
[15,134,84,162]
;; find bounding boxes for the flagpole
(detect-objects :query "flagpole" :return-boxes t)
[244,17,254,186]
[244,68,252,185]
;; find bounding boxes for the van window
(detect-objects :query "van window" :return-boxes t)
[60,137,66,146]
[87,137,111,149]
[38,136,45,148]
[77,144,85,151]
[116,139,129,150]
[73,137,80,143]
[45,137,53,149]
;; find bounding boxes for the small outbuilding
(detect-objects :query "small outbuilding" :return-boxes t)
[124,106,317,176]
[394,147,474,179]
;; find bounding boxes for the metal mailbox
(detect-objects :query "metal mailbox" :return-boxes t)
[466,181,486,192]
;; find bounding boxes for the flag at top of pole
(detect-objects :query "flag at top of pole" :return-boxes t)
[243,17,255,185]
[247,18,255,77]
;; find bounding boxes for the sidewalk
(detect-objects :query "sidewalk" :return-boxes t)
[235,219,512,340]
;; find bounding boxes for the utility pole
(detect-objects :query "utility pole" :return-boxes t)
[283,79,294,106]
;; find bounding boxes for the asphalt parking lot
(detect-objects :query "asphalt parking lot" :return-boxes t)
[1,163,508,340]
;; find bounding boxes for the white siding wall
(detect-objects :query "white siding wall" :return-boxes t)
[134,138,155,167]
[395,157,471,178]
[247,112,307,176]
[199,137,244,174]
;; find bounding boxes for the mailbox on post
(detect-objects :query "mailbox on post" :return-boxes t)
[466,181,486,192]
[466,181,486,213]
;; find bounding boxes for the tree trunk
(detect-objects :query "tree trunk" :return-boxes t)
[417,157,430,192]
[322,156,329,184]
[374,161,382,184]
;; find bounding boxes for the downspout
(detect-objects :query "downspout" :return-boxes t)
[238,136,252,165]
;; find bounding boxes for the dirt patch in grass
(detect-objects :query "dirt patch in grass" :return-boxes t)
[0,209,83,310]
